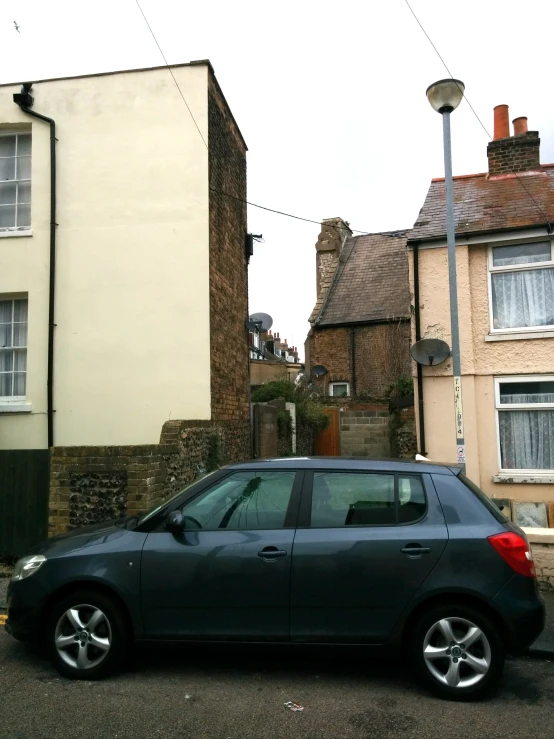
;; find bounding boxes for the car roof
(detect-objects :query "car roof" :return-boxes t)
[224,457,461,476]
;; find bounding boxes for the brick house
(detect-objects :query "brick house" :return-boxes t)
[408,105,554,511]
[249,329,303,385]
[0,60,251,539]
[305,218,412,400]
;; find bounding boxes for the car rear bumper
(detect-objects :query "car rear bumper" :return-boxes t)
[493,575,545,653]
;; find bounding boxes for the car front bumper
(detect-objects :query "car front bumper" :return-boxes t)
[4,577,50,643]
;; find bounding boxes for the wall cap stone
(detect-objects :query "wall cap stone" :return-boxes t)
[524,527,554,544]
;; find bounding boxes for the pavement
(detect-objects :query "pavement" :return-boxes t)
[0,631,554,739]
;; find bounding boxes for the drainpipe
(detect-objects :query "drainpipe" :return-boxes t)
[350,327,357,397]
[14,84,57,448]
[413,243,426,455]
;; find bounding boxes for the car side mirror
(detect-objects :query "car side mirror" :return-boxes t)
[165,510,184,534]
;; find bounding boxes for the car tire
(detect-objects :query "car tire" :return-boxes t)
[409,603,505,701]
[46,589,129,680]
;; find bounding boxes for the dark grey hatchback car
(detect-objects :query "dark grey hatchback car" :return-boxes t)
[5,458,544,700]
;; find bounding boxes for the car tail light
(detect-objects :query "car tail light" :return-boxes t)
[488,531,536,578]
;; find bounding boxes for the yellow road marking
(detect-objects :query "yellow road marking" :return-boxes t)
[0,614,7,626]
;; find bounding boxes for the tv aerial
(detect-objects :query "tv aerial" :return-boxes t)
[312,364,328,377]
[246,312,273,333]
[410,338,450,366]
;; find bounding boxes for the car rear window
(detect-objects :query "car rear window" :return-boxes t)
[458,473,507,523]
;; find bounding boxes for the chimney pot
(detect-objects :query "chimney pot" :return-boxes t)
[513,116,528,135]
[493,104,510,140]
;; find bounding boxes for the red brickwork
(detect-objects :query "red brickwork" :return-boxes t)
[309,322,411,400]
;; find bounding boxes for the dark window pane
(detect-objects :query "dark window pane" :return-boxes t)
[180,471,295,530]
[310,472,395,527]
[0,136,16,157]
[0,205,15,228]
[493,242,551,266]
[0,158,15,181]
[16,157,31,180]
[17,204,30,228]
[398,476,426,523]
[499,381,554,404]
[0,372,12,396]
[0,182,16,205]
[332,384,348,397]
[17,135,31,156]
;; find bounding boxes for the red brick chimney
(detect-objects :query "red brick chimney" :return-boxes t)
[487,105,540,177]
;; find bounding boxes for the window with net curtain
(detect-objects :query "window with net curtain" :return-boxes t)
[0,299,28,397]
[0,133,31,230]
[490,243,554,330]
[497,379,554,471]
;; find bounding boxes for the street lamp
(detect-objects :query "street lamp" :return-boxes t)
[426,78,466,468]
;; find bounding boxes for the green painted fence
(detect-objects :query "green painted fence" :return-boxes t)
[0,450,49,557]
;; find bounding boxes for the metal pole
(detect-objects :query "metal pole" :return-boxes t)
[442,110,465,468]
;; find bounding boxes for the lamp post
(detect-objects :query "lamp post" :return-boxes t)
[426,78,466,468]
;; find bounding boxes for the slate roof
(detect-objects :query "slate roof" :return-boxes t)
[313,231,410,327]
[409,166,554,242]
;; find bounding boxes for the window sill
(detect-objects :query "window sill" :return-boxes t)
[485,329,554,342]
[0,402,32,413]
[493,474,554,484]
[0,229,32,239]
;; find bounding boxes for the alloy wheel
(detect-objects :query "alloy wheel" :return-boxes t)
[54,604,112,670]
[422,617,491,689]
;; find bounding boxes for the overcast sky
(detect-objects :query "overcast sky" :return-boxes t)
[2,0,554,359]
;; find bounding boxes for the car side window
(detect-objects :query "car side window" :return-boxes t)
[310,472,427,527]
[398,475,426,523]
[179,471,296,530]
[311,472,396,527]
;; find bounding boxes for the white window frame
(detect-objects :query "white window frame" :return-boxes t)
[487,240,554,335]
[0,131,32,233]
[329,381,350,398]
[494,374,554,475]
[0,296,28,407]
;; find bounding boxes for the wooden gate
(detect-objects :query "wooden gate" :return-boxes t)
[314,408,341,456]
[0,450,50,556]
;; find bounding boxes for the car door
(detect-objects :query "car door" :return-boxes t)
[141,469,302,640]
[290,470,448,643]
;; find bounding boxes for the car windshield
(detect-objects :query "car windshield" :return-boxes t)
[136,471,218,526]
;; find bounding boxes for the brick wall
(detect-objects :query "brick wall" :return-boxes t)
[49,417,251,536]
[208,71,250,436]
[49,444,171,535]
[309,322,411,399]
[531,542,554,589]
[487,131,540,176]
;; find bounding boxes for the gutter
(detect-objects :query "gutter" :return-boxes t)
[413,243,426,456]
[14,84,57,448]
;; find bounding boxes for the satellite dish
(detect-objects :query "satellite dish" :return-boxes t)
[410,338,450,366]
[249,312,273,331]
[245,319,259,332]
[312,364,328,377]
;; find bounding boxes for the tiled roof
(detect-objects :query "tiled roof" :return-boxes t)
[409,166,554,242]
[313,231,410,327]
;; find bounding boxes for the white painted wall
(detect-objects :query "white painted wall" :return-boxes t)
[0,64,211,448]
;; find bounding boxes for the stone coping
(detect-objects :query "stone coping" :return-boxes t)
[523,527,554,544]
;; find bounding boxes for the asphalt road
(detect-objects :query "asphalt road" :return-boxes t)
[1,630,553,739]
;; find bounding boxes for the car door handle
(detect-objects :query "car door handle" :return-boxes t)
[401,545,431,557]
[258,547,287,560]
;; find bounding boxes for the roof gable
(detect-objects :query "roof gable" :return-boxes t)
[312,231,410,327]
